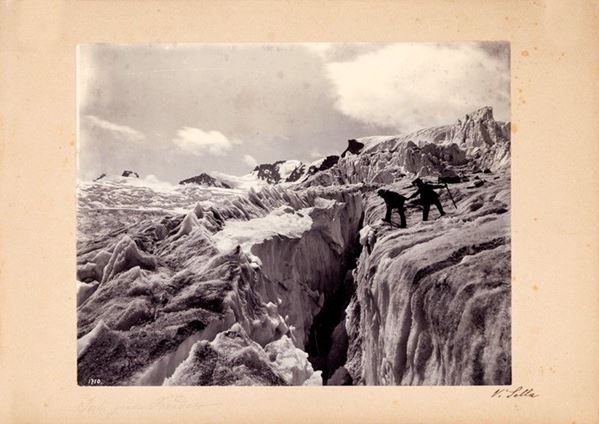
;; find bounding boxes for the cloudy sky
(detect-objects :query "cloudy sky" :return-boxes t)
[78,42,510,182]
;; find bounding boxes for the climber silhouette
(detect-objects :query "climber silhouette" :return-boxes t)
[377,188,407,228]
[408,178,446,221]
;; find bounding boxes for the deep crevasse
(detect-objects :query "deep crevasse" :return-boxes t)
[76,186,365,386]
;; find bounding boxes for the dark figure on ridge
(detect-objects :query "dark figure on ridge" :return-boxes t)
[408,178,446,221]
[377,188,407,228]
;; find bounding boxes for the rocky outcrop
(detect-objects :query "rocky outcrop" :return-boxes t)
[249,158,341,185]
[286,164,307,183]
[341,139,365,157]
[253,160,306,184]
[302,155,340,180]
[253,162,284,184]
[122,170,140,178]
[179,173,232,188]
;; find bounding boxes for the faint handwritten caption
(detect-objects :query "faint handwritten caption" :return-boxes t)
[491,386,539,399]
[78,395,220,419]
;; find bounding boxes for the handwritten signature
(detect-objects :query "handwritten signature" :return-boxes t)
[491,386,539,398]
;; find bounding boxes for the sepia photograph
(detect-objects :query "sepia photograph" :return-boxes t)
[76,42,511,386]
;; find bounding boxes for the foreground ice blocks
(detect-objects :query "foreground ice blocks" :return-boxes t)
[77,186,363,385]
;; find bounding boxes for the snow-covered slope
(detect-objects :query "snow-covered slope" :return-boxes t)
[210,171,270,191]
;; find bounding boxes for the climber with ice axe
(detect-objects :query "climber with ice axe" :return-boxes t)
[407,178,453,222]
[444,183,458,209]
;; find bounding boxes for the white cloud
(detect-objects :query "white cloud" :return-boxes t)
[84,115,145,142]
[309,148,324,159]
[172,127,241,156]
[325,43,510,132]
[243,154,258,168]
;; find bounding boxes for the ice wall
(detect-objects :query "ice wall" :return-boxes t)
[345,171,511,385]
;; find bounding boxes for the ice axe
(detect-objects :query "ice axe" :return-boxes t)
[444,183,458,209]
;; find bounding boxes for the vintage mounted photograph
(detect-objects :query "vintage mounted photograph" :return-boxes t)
[76,42,511,386]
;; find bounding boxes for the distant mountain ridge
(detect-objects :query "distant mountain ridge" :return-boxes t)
[175,106,510,189]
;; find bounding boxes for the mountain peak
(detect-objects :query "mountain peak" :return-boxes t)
[122,170,140,178]
[179,173,231,188]
[463,106,494,123]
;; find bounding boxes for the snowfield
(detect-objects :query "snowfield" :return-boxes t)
[77,175,244,244]
[212,205,314,254]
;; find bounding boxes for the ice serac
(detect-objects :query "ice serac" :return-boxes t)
[300,106,510,187]
[448,106,511,172]
[101,235,157,283]
[77,183,363,386]
[163,324,287,386]
[164,325,321,386]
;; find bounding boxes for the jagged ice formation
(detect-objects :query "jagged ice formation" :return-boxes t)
[76,107,511,386]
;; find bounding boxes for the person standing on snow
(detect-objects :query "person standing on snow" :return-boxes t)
[408,178,446,221]
[377,188,407,228]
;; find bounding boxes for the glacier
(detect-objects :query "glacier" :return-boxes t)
[76,106,511,386]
